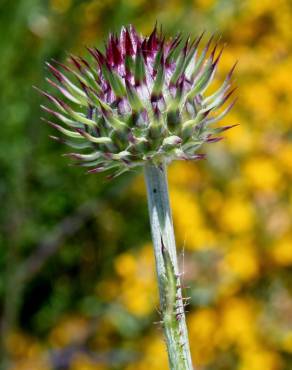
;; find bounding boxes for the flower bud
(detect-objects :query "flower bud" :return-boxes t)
[39,25,237,176]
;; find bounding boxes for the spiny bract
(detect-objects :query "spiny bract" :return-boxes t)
[38,24,237,178]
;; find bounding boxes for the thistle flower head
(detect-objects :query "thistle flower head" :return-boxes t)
[38,24,237,178]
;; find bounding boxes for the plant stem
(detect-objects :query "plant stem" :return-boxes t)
[144,161,194,370]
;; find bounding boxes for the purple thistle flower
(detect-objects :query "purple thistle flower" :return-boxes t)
[37,24,237,176]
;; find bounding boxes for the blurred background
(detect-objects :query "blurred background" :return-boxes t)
[1,0,292,369]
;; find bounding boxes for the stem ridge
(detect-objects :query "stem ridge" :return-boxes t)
[144,162,194,370]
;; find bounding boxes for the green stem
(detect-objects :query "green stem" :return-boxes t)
[144,161,194,370]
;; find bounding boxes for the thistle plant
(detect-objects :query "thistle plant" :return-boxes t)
[37,24,236,370]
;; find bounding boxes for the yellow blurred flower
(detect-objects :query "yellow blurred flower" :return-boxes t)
[126,335,168,370]
[239,348,281,370]
[243,156,281,192]
[115,253,137,277]
[278,143,292,176]
[188,308,218,364]
[242,83,275,123]
[113,245,157,316]
[219,197,255,234]
[275,10,292,43]
[270,236,292,266]
[218,298,258,349]
[171,188,215,249]
[221,242,259,282]
[268,60,292,97]
[281,332,292,353]
[201,188,223,215]
[225,118,254,154]
[245,0,280,16]
[121,280,156,316]
[70,352,105,370]
[168,161,201,189]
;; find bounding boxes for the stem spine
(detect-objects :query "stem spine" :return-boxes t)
[144,162,193,370]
